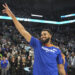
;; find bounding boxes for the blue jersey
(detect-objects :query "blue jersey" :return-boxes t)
[1,60,8,68]
[30,36,63,75]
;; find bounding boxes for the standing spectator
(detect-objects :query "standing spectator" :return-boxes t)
[68,52,75,75]
[26,56,32,67]
[25,56,32,75]
[10,56,16,75]
[1,55,8,75]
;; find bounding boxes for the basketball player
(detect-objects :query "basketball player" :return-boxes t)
[2,3,66,75]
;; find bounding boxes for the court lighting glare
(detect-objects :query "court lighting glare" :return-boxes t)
[61,13,75,18]
[31,14,43,18]
[0,16,75,25]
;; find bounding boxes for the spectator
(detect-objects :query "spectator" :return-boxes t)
[68,52,75,75]
[10,56,16,75]
[1,55,9,75]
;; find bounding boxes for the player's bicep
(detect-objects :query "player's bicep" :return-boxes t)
[21,29,32,43]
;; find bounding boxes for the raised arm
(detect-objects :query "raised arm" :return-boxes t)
[2,3,31,42]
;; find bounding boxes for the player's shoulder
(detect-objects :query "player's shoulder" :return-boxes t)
[52,45,60,49]
[31,36,40,43]
[52,45,61,52]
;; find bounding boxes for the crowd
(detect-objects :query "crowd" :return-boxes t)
[0,21,34,75]
[0,21,75,75]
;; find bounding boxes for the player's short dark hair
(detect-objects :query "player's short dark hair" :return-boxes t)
[41,29,52,35]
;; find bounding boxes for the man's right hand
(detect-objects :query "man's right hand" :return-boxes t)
[2,3,32,43]
[2,3,13,17]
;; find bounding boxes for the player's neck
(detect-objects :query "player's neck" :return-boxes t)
[46,42,51,45]
[44,40,53,47]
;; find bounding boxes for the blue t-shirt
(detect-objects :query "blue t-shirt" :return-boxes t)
[30,36,63,75]
[1,60,8,68]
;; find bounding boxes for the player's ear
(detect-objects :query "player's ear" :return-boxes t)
[49,33,52,38]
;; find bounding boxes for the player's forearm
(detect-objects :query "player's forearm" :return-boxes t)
[10,13,31,42]
[10,12,28,37]
[60,72,66,75]
[10,13,26,33]
[59,69,66,75]
[58,64,66,75]
[2,3,31,42]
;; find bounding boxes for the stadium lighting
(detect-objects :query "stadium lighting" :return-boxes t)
[31,14,43,18]
[0,16,75,25]
[61,13,75,18]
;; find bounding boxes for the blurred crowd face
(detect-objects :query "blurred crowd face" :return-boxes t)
[28,56,31,60]
[71,52,75,57]
[3,56,6,61]
[18,56,21,61]
[40,31,52,44]
[11,56,15,62]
